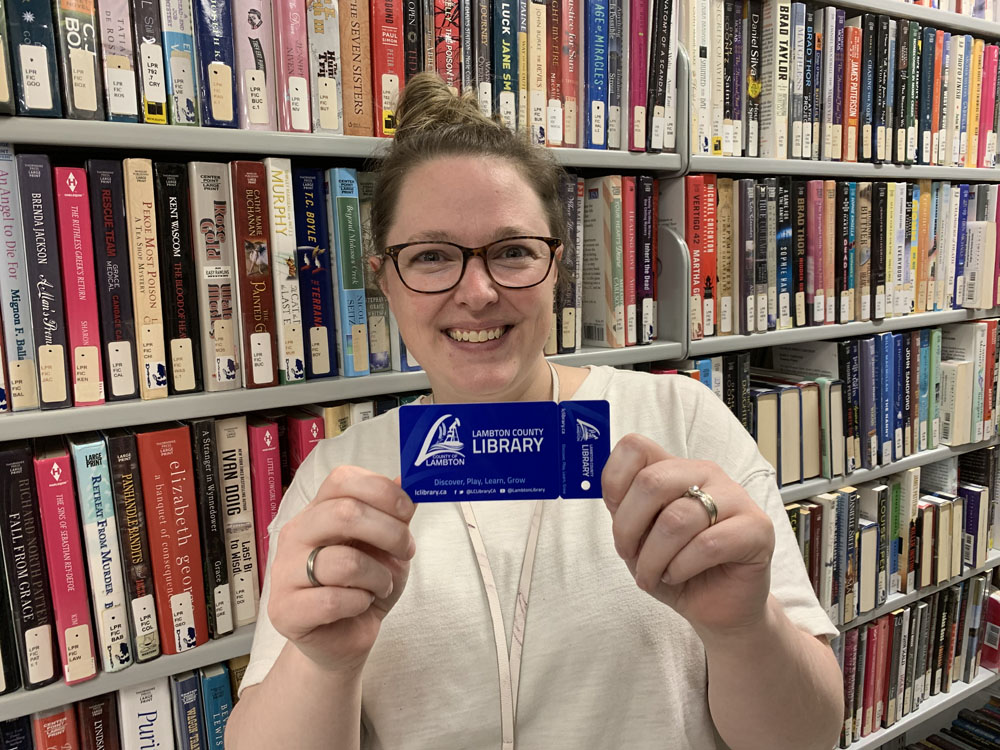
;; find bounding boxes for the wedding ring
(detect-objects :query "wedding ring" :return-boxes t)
[306,545,325,588]
[685,485,718,527]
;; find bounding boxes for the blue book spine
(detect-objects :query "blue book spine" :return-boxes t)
[918,328,929,450]
[585,0,609,149]
[877,333,893,465]
[191,0,237,127]
[6,0,63,116]
[160,6,200,125]
[955,183,969,308]
[0,717,32,749]
[695,359,713,386]
[893,332,905,461]
[959,486,981,571]
[200,665,233,750]
[860,336,877,469]
[920,27,935,164]
[492,0,517,129]
[328,168,371,378]
[848,182,857,300]
[171,672,207,750]
[292,168,339,380]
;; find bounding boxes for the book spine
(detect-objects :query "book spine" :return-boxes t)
[843,21,861,163]
[329,167,371,376]
[231,0,278,130]
[54,0,104,119]
[190,0,238,127]
[118,679,173,747]
[76,694,121,750]
[159,0,199,124]
[215,416,260,628]
[475,0,491,114]
[273,0,312,131]
[702,176,718,338]
[637,175,655,343]
[0,145,39,411]
[434,0,461,90]
[528,0,548,145]
[744,0,761,157]
[104,430,160,661]
[123,158,168,400]
[187,418,234,639]
[732,0,744,155]
[292,168,338,379]
[17,154,72,409]
[68,438,134,673]
[136,425,209,654]
[622,176,637,342]
[96,0,140,121]
[132,0,168,122]
[545,0,562,145]
[979,45,998,168]
[187,162,241,392]
[230,161,278,388]
[33,448,97,685]
[247,420,280,588]
[199,665,233,750]
[54,167,105,407]
[7,0,63,116]
[171,672,207,749]
[0,0,12,114]
[461,0,473,94]
[494,0,518,130]
[154,163,203,395]
[789,2,805,159]
[308,0,344,133]
[883,20,897,164]
[371,0,404,138]
[627,0,647,151]
[86,160,139,401]
[584,0,608,148]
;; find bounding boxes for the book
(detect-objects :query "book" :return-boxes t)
[131,0,167,123]
[199,663,233,750]
[8,0,63,116]
[340,0,374,135]
[76,694,121,750]
[53,0,104,119]
[306,0,342,133]
[233,0,278,130]
[118,678,173,748]
[0,442,58,689]
[247,416,280,587]
[171,671,207,749]
[273,0,312,131]
[371,0,404,137]
[104,428,160,662]
[159,0,199,124]
[86,160,139,401]
[215,416,260,628]
[135,423,209,654]
[264,157,307,384]
[191,0,238,127]
[32,705,79,749]
[123,158,168,401]
[95,0,140,121]
[67,434,134,673]
[358,171,390,371]
[327,167,371,377]
[582,174,625,347]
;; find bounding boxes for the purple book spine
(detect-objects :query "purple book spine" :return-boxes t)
[833,8,845,160]
[732,0,744,155]
[232,0,278,130]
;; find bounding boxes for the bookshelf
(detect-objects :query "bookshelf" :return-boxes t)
[833,0,1000,38]
[689,155,1000,181]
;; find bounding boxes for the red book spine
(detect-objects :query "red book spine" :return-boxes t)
[931,30,944,165]
[842,627,859,744]
[371,0,404,138]
[983,320,996,435]
[434,0,460,90]
[54,166,105,406]
[33,448,97,685]
[287,411,325,475]
[560,0,579,146]
[874,614,890,728]
[0,326,7,413]
[248,418,281,587]
[979,44,998,167]
[701,175,718,338]
[32,705,80,750]
[545,0,563,146]
[622,176,637,346]
[231,161,279,388]
[273,0,312,131]
[135,424,209,655]
[627,0,648,151]
[842,25,861,162]
[981,591,1000,670]
[685,175,704,341]
[862,622,879,735]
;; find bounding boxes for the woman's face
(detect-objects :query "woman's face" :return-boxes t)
[377,155,559,403]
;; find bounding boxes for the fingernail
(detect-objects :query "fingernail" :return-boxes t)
[660,572,672,584]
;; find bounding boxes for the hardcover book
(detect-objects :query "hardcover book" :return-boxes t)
[96,0,140,121]
[200,663,233,750]
[76,694,121,750]
[131,0,168,123]
[7,0,63,116]
[339,0,374,135]
[53,0,104,119]
[232,0,278,130]
[371,0,403,137]
[159,0,200,125]
[327,167,370,377]
[305,0,342,133]
[582,174,625,347]
[170,671,207,749]
[191,0,238,127]
[247,416,280,586]
[273,0,312,131]
[31,706,79,749]
[358,172,390,371]
[118,679,173,748]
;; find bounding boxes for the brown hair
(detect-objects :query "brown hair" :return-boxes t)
[370,73,569,283]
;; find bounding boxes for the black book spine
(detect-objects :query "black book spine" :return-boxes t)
[837,339,858,472]
[0,442,58,689]
[105,429,160,663]
[745,0,762,158]
[189,417,232,639]
[874,15,890,164]
[861,14,877,163]
[558,175,578,353]
[636,175,655,345]
[872,181,887,320]
[16,154,71,409]
[403,0,423,82]
[645,0,671,152]
[903,333,912,455]
[754,181,768,333]
[0,716,32,748]
[894,20,909,164]
[153,163,203,394]
[792,179,807,326]
[723,353,738,415]
[739,179,755,334]
[474,0,490,102]
[131,0,167,123]
[737,351,751,431]
[87,160,139,401]
[837,181,850,322]
[0,542,21,694]
[776,177,792,328]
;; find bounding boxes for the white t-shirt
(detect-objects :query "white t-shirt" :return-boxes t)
[241,366,838,749]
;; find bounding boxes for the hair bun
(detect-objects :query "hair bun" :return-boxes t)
[393,72,499,142]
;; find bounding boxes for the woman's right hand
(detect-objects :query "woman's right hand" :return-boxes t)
[266,465,417,676]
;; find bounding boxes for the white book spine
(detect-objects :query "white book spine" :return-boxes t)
[952,37,966,167]
[962,221,985,308]
[821,6,836,160]
[894,182,907,316]
[158,0,198,124]
[582,176,614,346]
[306,0,343,133]
[215,416,261,628]
[118,678,173,750]
[695,0,712,154]
[662,0,678,150]
[789,3,805,159]
[974,323,987,442]
[885,182,897,318]
[263,158,306,383]
[758,0,790,159]
[711,0,725,155]
[947,186,962,309]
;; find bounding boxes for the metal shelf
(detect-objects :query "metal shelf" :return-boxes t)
[0,118,683,172]
[780,437,1000,503]
[689,156,1000,181]
[0,626,255,722]
[687,308,999,357]
[846,668,1000,750]
[832,0,1000,39]
[840,551,1000,633]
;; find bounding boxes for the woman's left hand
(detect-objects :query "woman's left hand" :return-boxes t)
[602,433,777,637]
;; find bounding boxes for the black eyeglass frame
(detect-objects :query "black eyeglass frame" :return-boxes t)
[381,235,562,294]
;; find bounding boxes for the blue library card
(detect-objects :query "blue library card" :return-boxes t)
[399,400,610,502]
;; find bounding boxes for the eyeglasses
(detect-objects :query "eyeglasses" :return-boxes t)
[382,235,561,294]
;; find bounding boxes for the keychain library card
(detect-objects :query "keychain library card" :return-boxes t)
[399,400,610,502]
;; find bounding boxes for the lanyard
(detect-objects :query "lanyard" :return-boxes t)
[458,364,558,750]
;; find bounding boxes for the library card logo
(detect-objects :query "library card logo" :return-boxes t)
[415,415,465,467]
[576,419,601,442]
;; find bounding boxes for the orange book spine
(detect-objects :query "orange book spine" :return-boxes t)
[930,30,944,165]
[842,24,862,163]
[340,0,374,135]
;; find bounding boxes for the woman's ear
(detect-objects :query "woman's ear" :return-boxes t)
[369,256,392,301]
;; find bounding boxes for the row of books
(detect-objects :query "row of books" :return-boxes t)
[0,0,680,152]
[0,394,408,694]
[0,656,248,750]
[680,175,1000,341]
[833,571,1000,747]
[903,694,1000,750]
[682,0,1000,165]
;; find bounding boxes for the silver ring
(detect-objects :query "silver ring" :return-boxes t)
[306,546,325,588]
[685,485,718,527]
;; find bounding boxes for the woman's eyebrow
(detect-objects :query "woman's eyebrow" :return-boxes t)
[404,226,536,243]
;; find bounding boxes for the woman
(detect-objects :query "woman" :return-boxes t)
[225,74,844,750]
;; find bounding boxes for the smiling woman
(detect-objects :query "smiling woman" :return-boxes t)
[224,73,845,750]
